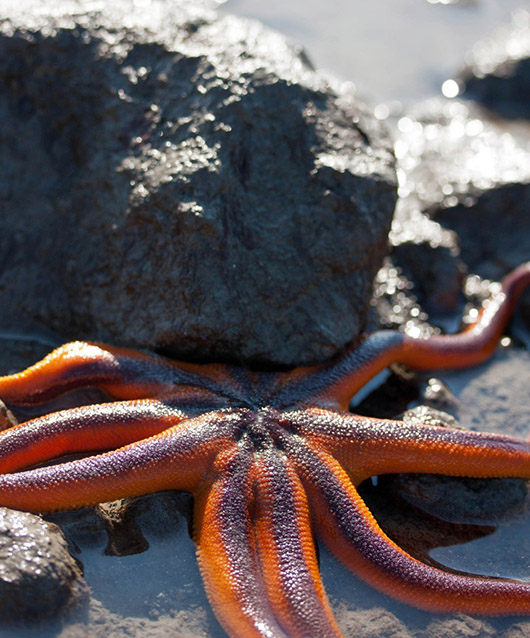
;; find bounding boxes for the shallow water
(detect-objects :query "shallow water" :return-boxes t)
[219,0,528,106]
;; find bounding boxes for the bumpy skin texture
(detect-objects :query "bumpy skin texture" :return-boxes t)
[0,263,529,637]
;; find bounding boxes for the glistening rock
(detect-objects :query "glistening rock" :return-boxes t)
[370,97,530,337]
[392,98,530,284]
[0,508,87,621]
[0,0,396,366]
[458,9,530,120]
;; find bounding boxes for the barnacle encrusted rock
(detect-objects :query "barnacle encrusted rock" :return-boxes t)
[0,0,396,366]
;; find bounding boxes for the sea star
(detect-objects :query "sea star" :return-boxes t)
[0,263,529,638]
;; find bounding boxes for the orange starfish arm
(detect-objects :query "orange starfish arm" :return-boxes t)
[398,261,530,370]
[253,447,342,638]
[0,342,182,403]
[0,341,258,415]
[280,262,530,410]
[0,341,242,405]
[0,397,190,473]
[194,444,291,638]
[0,411,236,512]
[289,437,530,616]
[291,408,530,483]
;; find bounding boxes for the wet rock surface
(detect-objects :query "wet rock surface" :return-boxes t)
[0,0,396,367]
[0,508,87,623]
[388,213,463,316]
[458,9,530,120]
[392,98,530,280]
[370,94,530,339]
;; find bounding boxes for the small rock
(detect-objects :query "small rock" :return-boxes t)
[0,0,396,367]
[401,404,457,429]
[390,209,464,315]
[458,9,530,120]
[394,403,530,525]
[417,378,461,414]
[369,258,432,337]
[395,472,528,526]
[435,182,530,280]
[390,243,464,317]
[0,507,87,622]
[393,98,530,281]
[0,400,17,430]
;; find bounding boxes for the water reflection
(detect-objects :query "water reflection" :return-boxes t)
[220,0,526,103]
[431,518,530,582]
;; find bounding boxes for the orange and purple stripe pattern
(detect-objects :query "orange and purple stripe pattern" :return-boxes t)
[0,262,528,636]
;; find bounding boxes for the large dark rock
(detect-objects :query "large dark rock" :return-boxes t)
[0,507,87,621]
[0,0,396,367]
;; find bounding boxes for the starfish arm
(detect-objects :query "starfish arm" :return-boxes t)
[273,332,404,410]
[0,397,191,474]
[253,446,342,638]
[0,341,188,404]
[398,261,530,370]
[288,436,530,615]
[194,442,291,638]
[287,408,530,483]
[275,262,530,410]
[0,411,237,512]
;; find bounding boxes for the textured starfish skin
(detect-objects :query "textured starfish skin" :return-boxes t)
[0,264,529,637]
